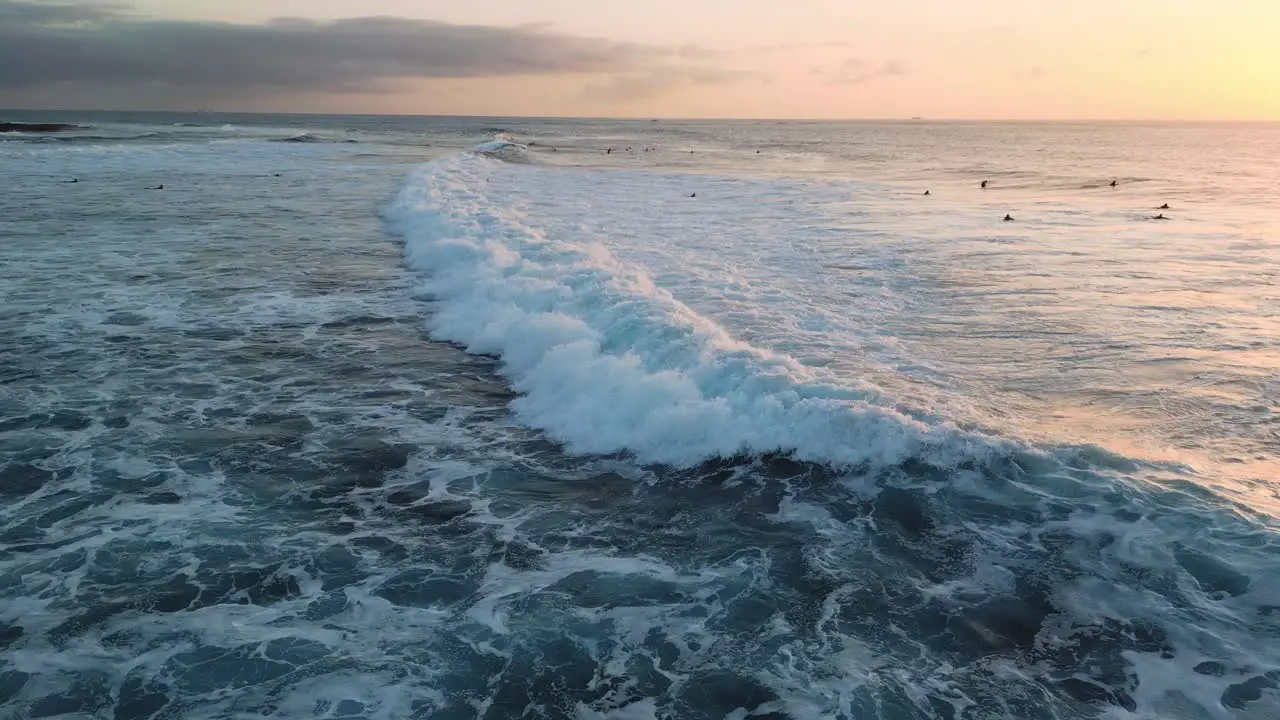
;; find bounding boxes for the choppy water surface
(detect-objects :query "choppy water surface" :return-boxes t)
[1,111,1278,719]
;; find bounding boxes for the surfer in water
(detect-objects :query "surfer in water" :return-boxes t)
[147,184,164,190]
[62,178,78,183]
[981,180,989,189]
[1003,214,1014,222]
[923,190,931,196]
[1152,213,1169,220]
[1158,203,1170,209]
[1110,180,1118,187]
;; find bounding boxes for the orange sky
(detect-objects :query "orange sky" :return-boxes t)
[12,0,1280,118]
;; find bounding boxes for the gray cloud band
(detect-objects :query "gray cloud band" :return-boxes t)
[0,0,670,93]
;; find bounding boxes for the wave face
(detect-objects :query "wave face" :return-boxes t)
[385,152,1004,470]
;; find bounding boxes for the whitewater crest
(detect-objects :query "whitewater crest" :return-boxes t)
[472,134,526,154]
[384,150,1008,470]
[269,132,357,144]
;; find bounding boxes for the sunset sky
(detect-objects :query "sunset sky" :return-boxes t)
[3,0,1277,119]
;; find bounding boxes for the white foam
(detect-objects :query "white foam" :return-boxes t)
[386,153,1010,470]
[473,139,527,154]
[575,698,660,720]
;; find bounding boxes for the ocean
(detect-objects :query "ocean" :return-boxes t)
[1,110,1277,719]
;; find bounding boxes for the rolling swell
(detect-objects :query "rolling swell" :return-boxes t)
[384,150,1280,717]
[385,149,1280,718]
[385,151,1012,472]
[3,117,1277,719]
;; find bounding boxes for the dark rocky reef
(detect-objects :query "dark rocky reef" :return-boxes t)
[0,122,81,133]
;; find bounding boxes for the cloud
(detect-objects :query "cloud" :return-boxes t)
[674,44,721,61]
[824,58,906,86]
[0,0,122,24]
[582,66,757,103]
[747,40,851,56]
[0,0,691,100]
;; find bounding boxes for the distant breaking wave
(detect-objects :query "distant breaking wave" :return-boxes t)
[469,136,533,165]
[270,133,358,144]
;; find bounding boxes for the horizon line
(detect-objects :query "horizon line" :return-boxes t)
[3,107,1278,124]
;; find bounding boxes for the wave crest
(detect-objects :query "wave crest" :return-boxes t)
[385,154,1012,470]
